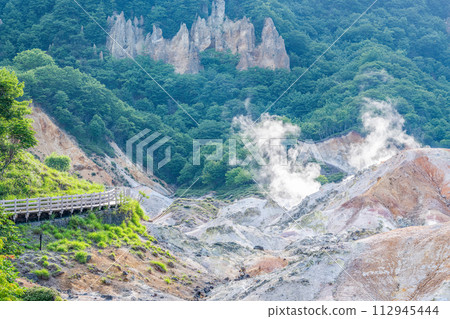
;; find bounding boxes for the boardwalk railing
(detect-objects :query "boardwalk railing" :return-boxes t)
[0,188,131,222]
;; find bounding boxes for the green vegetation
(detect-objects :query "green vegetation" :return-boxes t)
[17,197,175,274]
[0,237,23,300]
[47,239,89,253]
[327,172,346,184]
[32,268,50,280]
[0,209,23,256]
[315,175,329,185]
[0,152,104,200]
[74,251,89,264]
[23,198,156,252]
[0,68,37,178]
[0,70,104,200]
[44,152,71,172]
[0,0,447,195]
[225,167,253,187]
[150,260,168,273]
[0,207,24,300]
[21,286,62,301]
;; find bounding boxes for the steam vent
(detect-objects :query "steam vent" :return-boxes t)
[106,0,290,73]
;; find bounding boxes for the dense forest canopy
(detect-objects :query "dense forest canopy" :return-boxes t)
[0,0,448,190]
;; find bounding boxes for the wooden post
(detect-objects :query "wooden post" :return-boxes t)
[71,195,74,214]
[14,198,17,214]
[26,198,29,214]
[80,194,84,213]
[38,198,41,213]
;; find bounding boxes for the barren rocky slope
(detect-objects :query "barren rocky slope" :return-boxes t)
[148,148,449,300]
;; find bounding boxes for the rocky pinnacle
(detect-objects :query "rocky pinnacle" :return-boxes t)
[106,0,290,74]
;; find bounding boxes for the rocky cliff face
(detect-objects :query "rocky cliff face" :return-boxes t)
[106,0,290,73]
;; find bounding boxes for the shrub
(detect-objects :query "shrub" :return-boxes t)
[150,261,167,273]
[225,167,253,186]
[22,286,62,301]
[44,153,71,172]
[97,241,107,249]
[164,277,172,284]
[315,175,329,185]
[32,269,50,280]
[74,251,89,264]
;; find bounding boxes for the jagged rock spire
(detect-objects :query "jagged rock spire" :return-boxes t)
[106,0,290,73]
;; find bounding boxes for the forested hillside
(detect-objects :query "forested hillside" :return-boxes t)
[0,0,448,190]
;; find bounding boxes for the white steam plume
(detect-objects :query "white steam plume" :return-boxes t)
[233,99,419,210]
[234,114,321,210]
[349,98,420,171]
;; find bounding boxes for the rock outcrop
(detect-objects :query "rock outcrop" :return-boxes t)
[106,0,290,73]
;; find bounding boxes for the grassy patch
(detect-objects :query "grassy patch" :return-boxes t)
[21,199,159,253]
[0,152,104,200]
[47,239,90,253]
[150,261,167,273]
[32,269,50,280]
[74,251,89,264]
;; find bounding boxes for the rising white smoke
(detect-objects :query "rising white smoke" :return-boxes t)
[233,99,419,210]
[234,114,321,210]
[348,98,420,171]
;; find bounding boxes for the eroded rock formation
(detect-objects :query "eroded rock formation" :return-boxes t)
[106,0,290,73]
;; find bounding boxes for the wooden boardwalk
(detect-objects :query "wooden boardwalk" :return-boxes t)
[0,188,131,222]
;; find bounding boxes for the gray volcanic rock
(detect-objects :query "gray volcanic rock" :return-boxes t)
[106,0,290,73]
[149,148,450,301]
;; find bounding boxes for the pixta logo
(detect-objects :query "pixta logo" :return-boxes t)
[126,129,171,175]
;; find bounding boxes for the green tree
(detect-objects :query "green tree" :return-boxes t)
[13,49,55,71]
[201,161,227,186]
[88,114,107,142]
[44,152,71,172]
[177,162,196,184]
[225,167,253,186]
[0,69,37,178]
